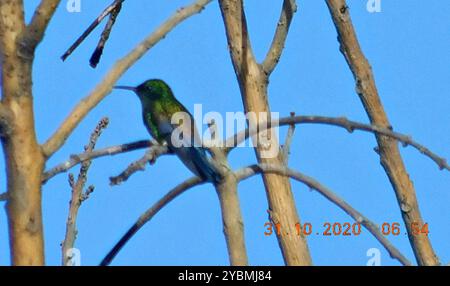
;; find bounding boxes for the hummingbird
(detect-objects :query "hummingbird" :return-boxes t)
[114,79,221,184]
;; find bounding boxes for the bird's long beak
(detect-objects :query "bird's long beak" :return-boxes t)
[114,85,137,92]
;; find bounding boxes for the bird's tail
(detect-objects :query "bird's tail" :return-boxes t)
[189,147,222,184]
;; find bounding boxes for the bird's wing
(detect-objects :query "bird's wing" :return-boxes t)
[161,100,203,148]
[158,99,220,183]
[143,112,163,142]
[179,101,203,147]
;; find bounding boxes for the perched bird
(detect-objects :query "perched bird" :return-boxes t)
[114,79,221,184]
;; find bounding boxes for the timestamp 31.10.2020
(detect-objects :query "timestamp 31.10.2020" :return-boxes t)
[264,222,430,237]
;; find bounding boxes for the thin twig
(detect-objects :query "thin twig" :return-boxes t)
[225,115,450,172]
[61,0,125,62]
[43,140,152,183]
[100,177,204,266]
[282,112,296,164]
[61,117,109,266]
[109,144,169,185]
[43,0,213,158]
[89,1,123,68]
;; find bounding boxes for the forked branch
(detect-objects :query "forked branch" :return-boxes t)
[61,0,124,62]
[21,0,61,56]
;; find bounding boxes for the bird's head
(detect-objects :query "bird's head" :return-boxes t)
[114,79,174,102]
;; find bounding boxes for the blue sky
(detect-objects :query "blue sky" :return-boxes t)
[0,0,449,265]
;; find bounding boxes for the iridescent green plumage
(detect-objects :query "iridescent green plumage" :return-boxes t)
[114,79,221,183]
[130,79,184,141]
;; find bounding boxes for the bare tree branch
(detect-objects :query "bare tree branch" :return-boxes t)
[262,0,297,75]
[20,0,61,57]
[43,140,152,183]
[218,0,256,72]
[325,0,439,265]
[226,115,450,172]
[61,0,124,62]
[109,144,170,185]
[235,163,413,266]
[100,177,204,266]
[62,117,109,265]
[101,163,412,266]
[44,115,450,184]
[42,0,213,159]
[211,149,248,265]
[89,1,123,68]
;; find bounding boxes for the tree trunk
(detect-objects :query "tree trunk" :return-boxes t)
[0,1,46,265]
[2,96,45,265]
[219,0,312,265]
